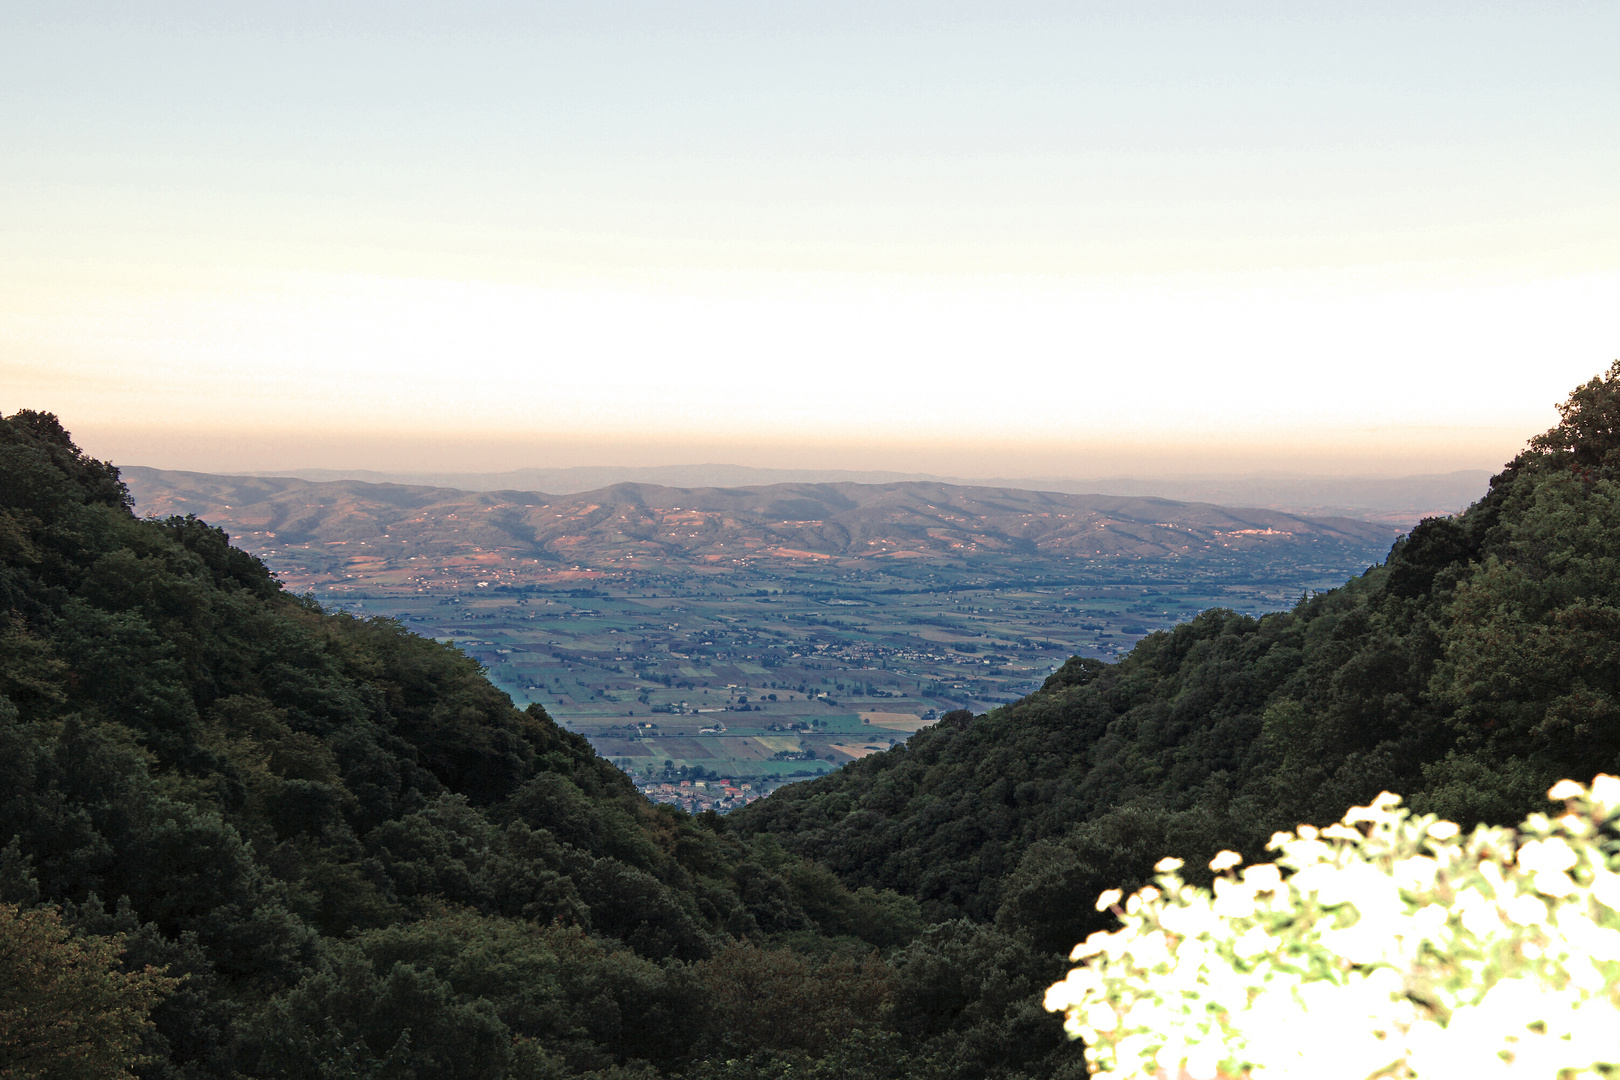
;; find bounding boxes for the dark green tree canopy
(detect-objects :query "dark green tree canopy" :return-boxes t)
[1522,358,1620,472]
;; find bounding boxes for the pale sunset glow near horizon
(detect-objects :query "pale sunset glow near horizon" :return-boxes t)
[3,2,1617,479]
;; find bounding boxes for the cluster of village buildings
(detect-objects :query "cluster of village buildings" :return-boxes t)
[638,778,761,813]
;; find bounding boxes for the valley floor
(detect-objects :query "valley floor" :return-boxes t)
[302,552,1374,797]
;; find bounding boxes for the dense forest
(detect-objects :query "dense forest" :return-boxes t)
[4,363,1620,1079]
[733,363,1620,956]
[0,410,967,1080]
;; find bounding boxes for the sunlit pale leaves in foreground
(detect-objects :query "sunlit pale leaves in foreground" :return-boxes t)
[1044,777,1620,1080]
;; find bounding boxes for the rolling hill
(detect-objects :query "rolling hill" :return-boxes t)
[122,469,1398,592]
[234,464,1490,526]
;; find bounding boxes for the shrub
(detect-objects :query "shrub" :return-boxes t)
[1045,778,1620,1080]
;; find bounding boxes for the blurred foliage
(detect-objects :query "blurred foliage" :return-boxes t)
[1045,779,1620,1079]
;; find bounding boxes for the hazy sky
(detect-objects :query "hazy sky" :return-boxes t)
[3,1,1617,477]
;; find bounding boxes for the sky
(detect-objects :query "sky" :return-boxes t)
[3,1,1617,478]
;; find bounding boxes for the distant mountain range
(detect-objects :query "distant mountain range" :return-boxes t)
[122,468,1401,591]
[238,465,1490,526]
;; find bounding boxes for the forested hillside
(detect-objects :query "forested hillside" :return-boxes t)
[2,410,1052,1080]
[5,362,1620,1080]
[733,363,1620,958]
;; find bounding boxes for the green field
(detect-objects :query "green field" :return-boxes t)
[322,552,1362,801]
